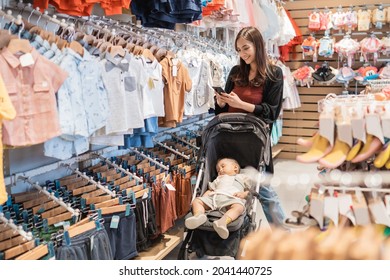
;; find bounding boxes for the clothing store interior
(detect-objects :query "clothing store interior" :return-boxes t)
[0,0,390,260]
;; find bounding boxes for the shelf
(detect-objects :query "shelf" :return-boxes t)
[272,145,285,159]
[134,234,181,260]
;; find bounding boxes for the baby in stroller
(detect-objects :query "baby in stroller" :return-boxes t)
[185,158,251,239]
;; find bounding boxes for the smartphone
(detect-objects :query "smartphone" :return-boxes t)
[213,86,226,95]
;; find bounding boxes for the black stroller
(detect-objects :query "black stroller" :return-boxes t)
[178,113,271,260]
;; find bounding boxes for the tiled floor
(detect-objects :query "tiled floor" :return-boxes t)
[162,159,319,259]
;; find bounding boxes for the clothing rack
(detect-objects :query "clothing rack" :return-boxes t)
[93,154,143,182]
[154,141,191,160]
[4,146,117,186]
[128,148,169,171]
[168,133,200,151]
[0,211,33,241]
[17,176,79,217]
[61,164,117,198]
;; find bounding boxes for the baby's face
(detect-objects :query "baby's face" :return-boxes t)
[217,159,238,176]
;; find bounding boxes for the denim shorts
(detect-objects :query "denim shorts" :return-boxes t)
[56,228,113,260]
[103,211,138,260]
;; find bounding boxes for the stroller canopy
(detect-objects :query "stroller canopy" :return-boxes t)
[199,113,270,191]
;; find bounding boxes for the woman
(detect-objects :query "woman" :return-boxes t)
[214,26,286,227]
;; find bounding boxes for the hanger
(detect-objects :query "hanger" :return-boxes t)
[142,48,156,62]
[69,40,84,56]
[19,176,78,216]
[6,37,31,54]
[62,164,116,197]
[15,243,48,260]
[107,45,125,57]
[46,212,73,226]
[98,203,132,215]
[3,240,35,260]
[66,220,99,238]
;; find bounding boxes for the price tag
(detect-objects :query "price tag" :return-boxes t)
[20,53,34,67]
[110,215,120,229]
[369,199,390,227]
[352,194,370,226]
[351,117,366,143]
[309,192,324,229]
[172,58,178,77]
[324,196,339,226]
[319,112,335,146]
[338,194,356,225]
[381,113,390,139]
[366,113,385,144]
[166,183,176,191]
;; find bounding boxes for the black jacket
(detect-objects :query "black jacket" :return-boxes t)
[214,64,284,173]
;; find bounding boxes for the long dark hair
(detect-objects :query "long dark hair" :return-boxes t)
[233,27,276,87]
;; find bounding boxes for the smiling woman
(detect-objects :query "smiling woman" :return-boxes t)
[213,26,286,227]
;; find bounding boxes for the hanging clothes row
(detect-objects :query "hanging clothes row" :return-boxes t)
[0,132,199,259]
[0,7,223,163]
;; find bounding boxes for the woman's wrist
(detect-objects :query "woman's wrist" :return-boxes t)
[240,101,255,113]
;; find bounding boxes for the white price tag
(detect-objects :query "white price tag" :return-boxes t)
[166,183,176,191]
[172,65,178,77]
[338,194,356,225]
[324,196,339,226]
[19,53,34,67]
[172,58,178,77]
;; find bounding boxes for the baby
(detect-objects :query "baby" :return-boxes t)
[185,158,251,239]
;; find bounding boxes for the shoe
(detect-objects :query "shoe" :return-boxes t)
[297,132,319,148]
[346,139,363,161]
[385,157,390,169]
[296,134,332,163]
[351,134,382,163]
[185,213,207,229]
[374,142,390,168]
[318,138,350,169]
[213,219,229,239]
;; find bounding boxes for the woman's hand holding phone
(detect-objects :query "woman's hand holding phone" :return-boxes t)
[214,86,229,107]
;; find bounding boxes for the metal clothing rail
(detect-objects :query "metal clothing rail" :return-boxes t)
[18,176,79,217]
[94,154,143,182]
[168,133,200,150]
[4,146,118,186]
[0,212,33,241]
[154,141,190,160]
[61,164,116,198]
[128,148,169,171]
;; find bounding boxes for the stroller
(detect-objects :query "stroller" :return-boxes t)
[178,113,271,260]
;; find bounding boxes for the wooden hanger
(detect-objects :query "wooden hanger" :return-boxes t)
[0,235,26,251]
[135,188,149,199]
[7,38,32,54]
[85,195,112,205]
[67,220,97,238]
[69,41,84,56]
[94,197,120,209]
[4,240,35,260]
[46,212,73,226]
[132,45,144,56]
[108,45,126,57]
[142,48,155,62]
[40,206,67,219]
[98,41,112,53]
[99,204,131,215]
[15,243,48,260]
